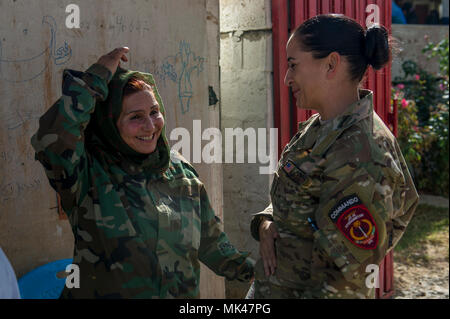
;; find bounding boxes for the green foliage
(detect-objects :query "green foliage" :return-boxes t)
[394,91,425,169]
[423,38,449,83]
[393,38,449,197]
[397,60,443,124]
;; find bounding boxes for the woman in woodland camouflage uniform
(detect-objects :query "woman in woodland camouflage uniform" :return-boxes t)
[32,47,254,298]
[249,15,419,299]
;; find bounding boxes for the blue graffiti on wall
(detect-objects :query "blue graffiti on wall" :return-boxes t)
[0,16,72,83]
[155,41,205,114]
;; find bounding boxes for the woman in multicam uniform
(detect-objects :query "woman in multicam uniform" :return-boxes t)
[249,15,419,299]
[31,47,254,298]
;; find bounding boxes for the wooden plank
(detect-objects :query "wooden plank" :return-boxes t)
[199,0,225,299]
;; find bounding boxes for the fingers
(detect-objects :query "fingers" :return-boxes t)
[263,259,270,277]
[261,240,277,276]
[258,220,279,277]
[260,237,277,276]
[267,242,277,275]
[109,47,129,61]
[110,47,129,55]
[97,47,129,75]
[258,220,278,277]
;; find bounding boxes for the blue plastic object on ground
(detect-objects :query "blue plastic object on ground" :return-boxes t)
[18,258,73,299]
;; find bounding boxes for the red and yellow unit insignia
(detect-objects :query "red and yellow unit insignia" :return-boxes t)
[328,194,378,250]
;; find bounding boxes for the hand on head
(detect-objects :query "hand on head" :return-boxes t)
[97,47,130,75]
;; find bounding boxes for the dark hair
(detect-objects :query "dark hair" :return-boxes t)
[292,14,391,81]
[123,75,153,97]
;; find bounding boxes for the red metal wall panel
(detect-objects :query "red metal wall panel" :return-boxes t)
[272,1,292,153]
[271,0,396,299]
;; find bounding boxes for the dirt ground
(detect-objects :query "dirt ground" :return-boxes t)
[393,231,449,299]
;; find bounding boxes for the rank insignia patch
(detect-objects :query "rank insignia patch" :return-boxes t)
[328,194,378,250]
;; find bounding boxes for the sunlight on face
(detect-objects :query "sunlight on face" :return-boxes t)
[284,38,325,110]
[116,89,164,154]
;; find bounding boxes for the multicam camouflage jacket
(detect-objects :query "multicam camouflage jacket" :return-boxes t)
[31,64,253,298]
[251,90,419,299]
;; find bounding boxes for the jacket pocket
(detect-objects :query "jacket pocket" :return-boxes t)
[90,182,140,239]
[179,188,201,251]
[156,185,201,252]
[273,237,315,288]
[312,227,373,282]
[271,164,315,235]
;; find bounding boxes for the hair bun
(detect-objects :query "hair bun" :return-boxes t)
[364,25,390,70]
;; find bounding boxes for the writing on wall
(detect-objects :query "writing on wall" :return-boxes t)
[0,16,71,83]
[155,41,205,114]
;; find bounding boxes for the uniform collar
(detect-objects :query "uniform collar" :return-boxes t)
[310,89,374,157]
[291,113,321,151]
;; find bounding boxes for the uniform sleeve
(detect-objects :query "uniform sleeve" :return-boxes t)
[198,185,255,282]
[30,63,112,215]
[310,135,418,297]
[250,204,274,241]
[389,139,419,250]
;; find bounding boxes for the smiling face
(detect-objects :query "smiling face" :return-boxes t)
[116,89,164,154]
[284,37,327,111]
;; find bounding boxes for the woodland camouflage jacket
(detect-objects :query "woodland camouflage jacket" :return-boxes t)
[31,64,254,298]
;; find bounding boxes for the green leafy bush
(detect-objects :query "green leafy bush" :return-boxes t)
[393,39,449,197]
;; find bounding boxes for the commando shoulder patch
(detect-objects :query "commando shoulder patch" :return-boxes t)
[328,194,378,250]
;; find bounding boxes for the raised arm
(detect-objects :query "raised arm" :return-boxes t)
[31,47,129,215]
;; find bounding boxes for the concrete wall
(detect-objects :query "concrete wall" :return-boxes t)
[0,0,223,298]
[391,24,449,79]
[220,0,273,298]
